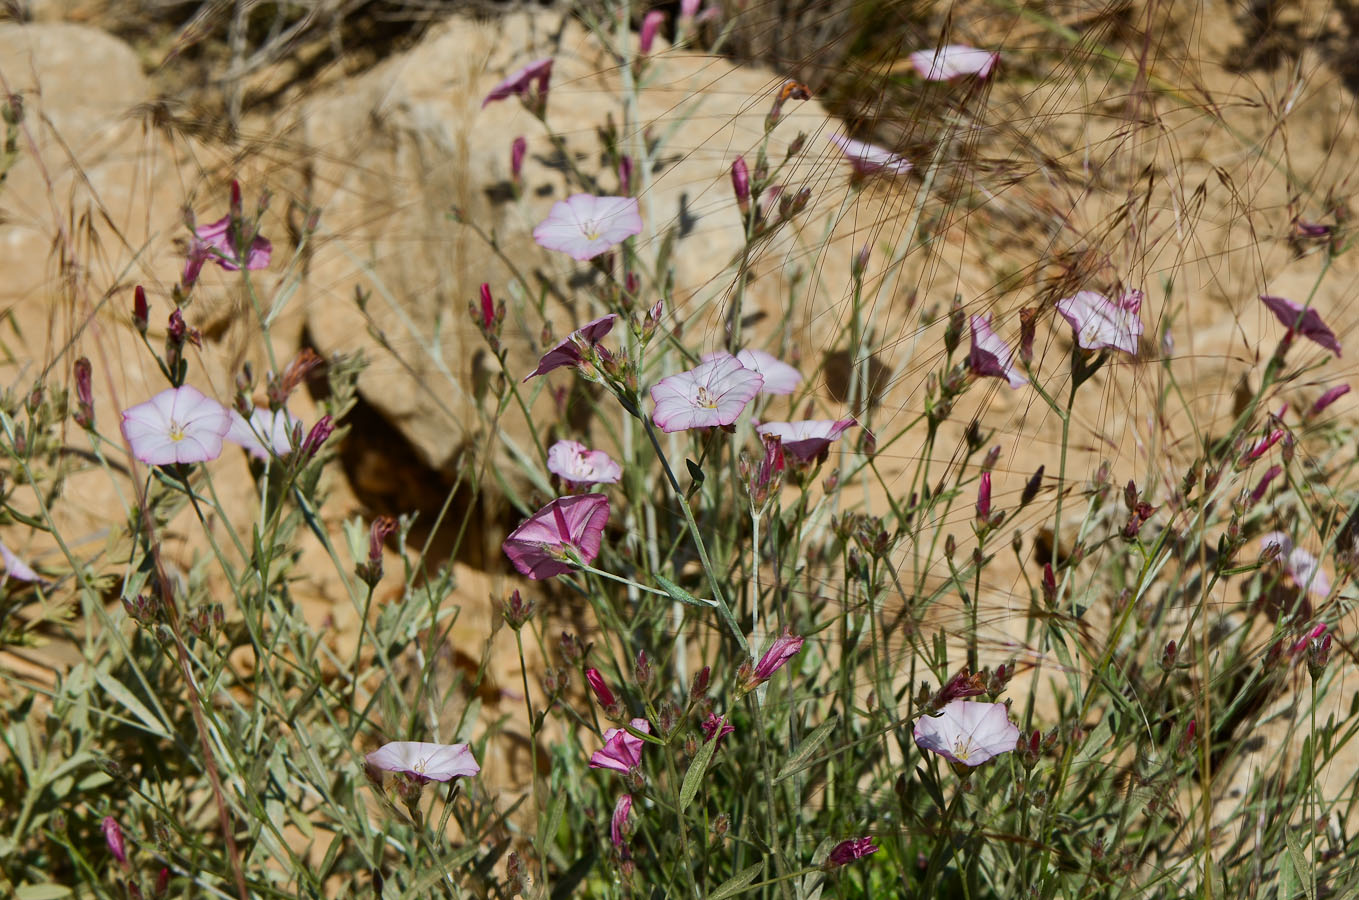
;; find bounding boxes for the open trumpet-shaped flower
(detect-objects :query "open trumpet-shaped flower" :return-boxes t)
[755,419,856,463]
[913,699,1019,767]
[502,494,610,580]
[1261,531,1331,598]
[909,44,998,80]
[1261,294,1342,356]
[968,314,1027,389]
[534,194,643,261]
[0,540,38,585]
[183,206,271,285]
[590,718,650,773]
[1055,290,1144,356]
[547,440,622,487]
[651,356,764,432]
[828,133,912,178]
[226,407,303,460]
[121,386,233,465]
[365,741,480,783]
[703,349,803,395]
[523,314,619,381]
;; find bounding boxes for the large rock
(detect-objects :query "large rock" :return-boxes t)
[294,11,855,476]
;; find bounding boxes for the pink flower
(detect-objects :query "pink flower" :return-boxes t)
[547,440,623,487]
[703,349,802,395]
[828,133,912,178]
[226,407,302,460]
[1261,294,1342,356]
[909,44,998,80]
[1054,290,1144,356]
[502,494,610,580]
[754,419,856,463]
[968,314,1027,389]
[590,718,650,773]
[701,713,735,745]
[1260,531,1331,598]
[183,215,271,285]
[650,356,764,432]
[611,794,633,849]
[1,540,38,584]
[825,837,878,869]
[913,699,1020,766]
[752,628,803,683]
[482,57,553,109]
[365,741,480,783]
[533,194,643,261]
[523,314,619,381]
[121,386,233,465]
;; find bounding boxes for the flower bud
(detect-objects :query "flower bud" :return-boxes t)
[634,650,653,690]
[1309,383,1350,417]
[73,357,95,428]
[731,156,751,217]
[301,415,334,459]
[1160,640,1177,671]
[690,665,710,700]
[102,816,129,867]
[1018,306,1037,364]
[639,10,664,54]
[132,285,149,334]
[585,668,617,708]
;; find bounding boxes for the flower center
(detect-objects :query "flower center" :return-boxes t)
[952,736,974,761]
[167,419,186,442]
[580,219,601,241]
[695,386,719,409]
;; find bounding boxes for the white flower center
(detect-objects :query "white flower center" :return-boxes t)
[580,219,601,241]
[167,419,186,442]
[952,736,975,761]
[695,386,719,409]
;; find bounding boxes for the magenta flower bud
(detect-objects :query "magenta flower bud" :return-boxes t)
[102,816,129,867]
[690,665,710,700]
[155,867,170,897]
[1041,563,1057,605]
[585,668,617,708]
[743,628,803,692]
[229,179,243,220]
[510,136,526,182]
[1161,639,1178,671]
[477,283,496,331]
[301,414,334,459]
[1250,464,1282,503]
[1243,428,1285,465]
[680,0,701,18]
[639,10,664,54]
[1290,623,1327,656]
[618,155,634,196]
[132,285,149,334]
[975,471,991,521]
[167,308,188,346]
[73,357,95,429]
[851,244,871,279]
[611,793,633,849]
[731,156,751,217]
[825,837,878,869]
[1310,383,1350,417]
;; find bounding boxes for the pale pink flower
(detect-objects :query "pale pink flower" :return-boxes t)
[121,386,233,465]
[523,314,619,381]
[611,794,633,849]
[1055,290,1144,356]
[825,837,878,869]
[1260,531,1331,598]
[365,741,480,783]
[703,349,803,395]
[1261,294,1342,356]
[590,718,650,773]
[547,440,622,487]
[913,699,1020,766]
[226,407,302,460]
[1,540,38,584]
[482,58,553,109]
[183,215,271,285]
[828,133,912,178]
[533,194,643,261]
[754,419,856,463]
[650,356,764,432]
[502,494,610,580]
[909,44,998,80]
[968,314,1027,389]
